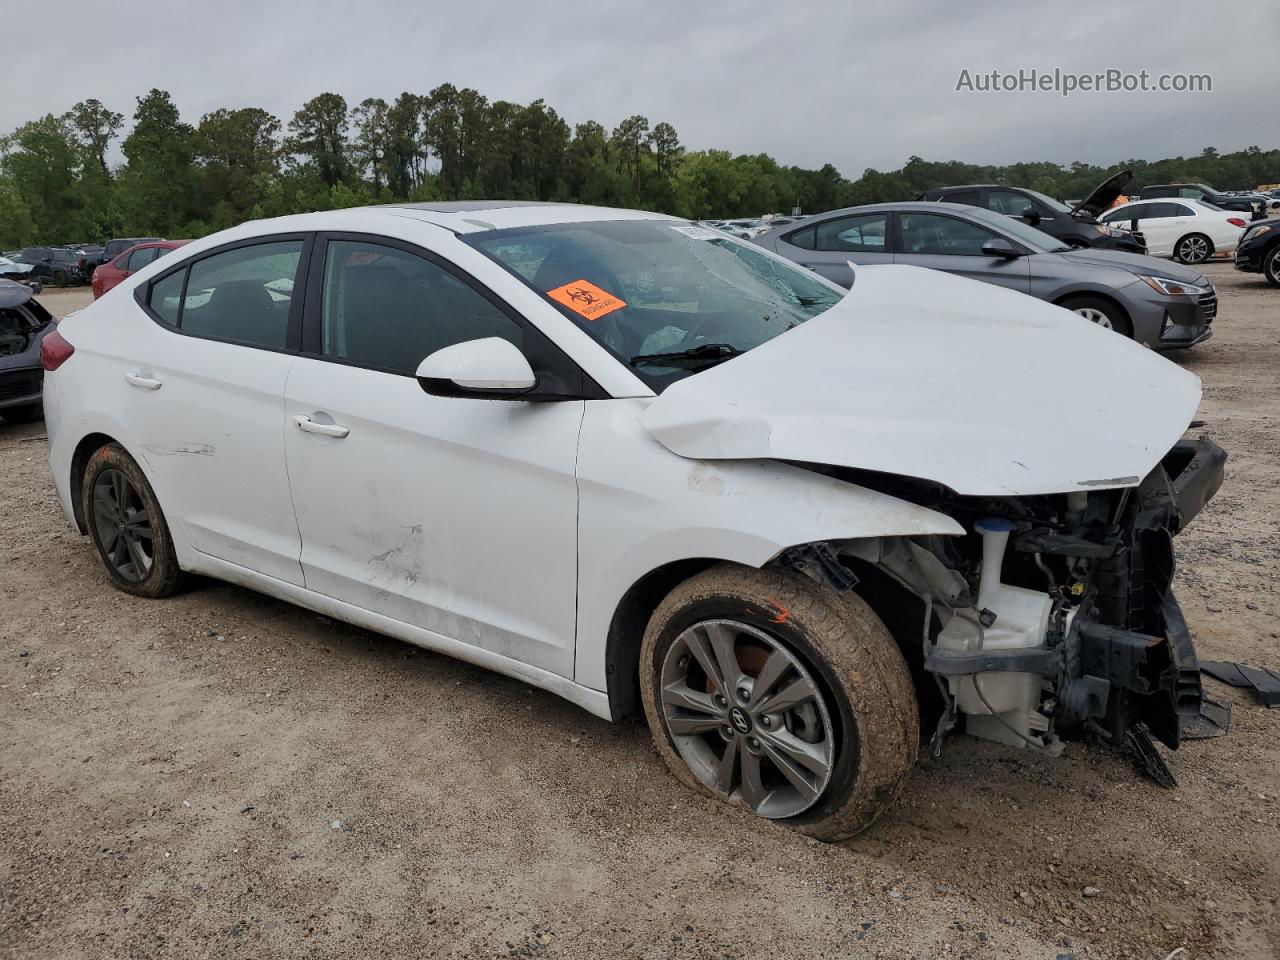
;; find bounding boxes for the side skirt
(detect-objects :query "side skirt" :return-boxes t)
[188,551,614,722]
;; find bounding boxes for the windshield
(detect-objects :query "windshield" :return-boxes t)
[466,219,844,389]
[963,207,1070,252]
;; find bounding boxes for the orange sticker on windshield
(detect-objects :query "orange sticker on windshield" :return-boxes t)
[546,279,627,321]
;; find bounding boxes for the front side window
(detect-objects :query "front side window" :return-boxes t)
[319,240,524,375]
[468,220,843,390]
[988,189,1034,217]
[1103,203,1149,222]
[941,190,981,206]
[899,213,999,256]
[177,241,303,348]
[813,213,888,253]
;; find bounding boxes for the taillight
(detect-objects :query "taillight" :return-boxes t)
[40,328,75,371]
[1227,217,1247,228]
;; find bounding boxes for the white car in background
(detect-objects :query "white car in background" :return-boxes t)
[39,201,1228,839]
[1100,198,1248,264]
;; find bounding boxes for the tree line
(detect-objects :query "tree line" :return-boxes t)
[1,86,1277,247]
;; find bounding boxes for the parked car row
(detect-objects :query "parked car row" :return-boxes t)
[751,201,1217,349]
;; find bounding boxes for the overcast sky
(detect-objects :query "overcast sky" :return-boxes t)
[7,0,1276,175]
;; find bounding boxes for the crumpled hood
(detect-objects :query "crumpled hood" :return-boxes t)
[638,265,1201,497]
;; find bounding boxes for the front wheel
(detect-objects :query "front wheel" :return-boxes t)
[1265,246,1280,288]
[1060,295,1133,338]
[640,564,919,841]
[81,442,183,598]
[1174,233,1213,265]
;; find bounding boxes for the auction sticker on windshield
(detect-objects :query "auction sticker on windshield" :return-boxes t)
[546,279,627,321]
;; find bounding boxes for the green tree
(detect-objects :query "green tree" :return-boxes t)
[0,115,81,241]
[287,93,351,187]
[63,99,124,176]
[611,115,650,198]
[194,107,281,228]
[118,89,195,235]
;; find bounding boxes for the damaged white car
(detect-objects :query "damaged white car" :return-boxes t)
[41,202,1228,839]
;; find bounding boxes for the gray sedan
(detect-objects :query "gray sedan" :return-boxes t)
[751,202,1216,349]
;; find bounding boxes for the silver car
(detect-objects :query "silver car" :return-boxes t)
[752,202,1216,350]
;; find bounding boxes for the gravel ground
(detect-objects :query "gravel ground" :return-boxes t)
[2,264,1277,960]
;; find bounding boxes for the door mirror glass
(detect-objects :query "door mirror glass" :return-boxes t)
[416,337,537,398]
[981,238,1021,259]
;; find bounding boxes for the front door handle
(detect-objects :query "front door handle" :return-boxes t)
[293,415,349,439]
[124,372,162,390]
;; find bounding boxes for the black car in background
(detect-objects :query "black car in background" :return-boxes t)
[80,237,163,277]
[1139,184,1267,220]
[12,247,88,286]
[919,171,1145,253]
[1234,217,1279,286]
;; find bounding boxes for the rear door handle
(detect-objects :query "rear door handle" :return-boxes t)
[293,415,349,439]
[124,372,162,390]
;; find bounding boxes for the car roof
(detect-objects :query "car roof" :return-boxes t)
[375,200,680,233]
[925,184,1006,191]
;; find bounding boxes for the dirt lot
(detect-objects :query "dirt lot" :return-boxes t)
[2,264,1277,960]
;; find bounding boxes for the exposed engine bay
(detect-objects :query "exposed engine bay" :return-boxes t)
[787,437,1230,777]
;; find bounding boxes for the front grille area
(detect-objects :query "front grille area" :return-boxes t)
[1198,290,1218,323]
[0,368,42,402]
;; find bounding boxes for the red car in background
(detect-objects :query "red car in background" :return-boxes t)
[91,240,189,299]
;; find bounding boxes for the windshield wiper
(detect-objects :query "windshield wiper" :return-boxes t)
[630,342,744,370]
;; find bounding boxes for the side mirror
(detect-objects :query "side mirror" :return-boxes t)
[415,337,537,398]
[1021,207,1042,226]
[982,239,1021,260]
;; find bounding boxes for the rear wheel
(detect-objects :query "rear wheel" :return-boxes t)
[1174,233,1213,265]
[640,564,919,841]
[1,403,42,424]
[81,443,182,598]
[52,269,68,288]
[1265,246,1280,287]
[1059,294,1133,338]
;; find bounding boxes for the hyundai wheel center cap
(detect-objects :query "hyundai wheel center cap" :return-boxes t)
[730,707,752,734]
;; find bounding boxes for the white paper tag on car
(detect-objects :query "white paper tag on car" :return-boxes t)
[670,225,723,241]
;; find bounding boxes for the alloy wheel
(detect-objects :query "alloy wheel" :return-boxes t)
[658,619,835,819]
[91,468,155,582]
[1073,306,1113,329]
[1178,236,1209,264]
[1266,248,1280,285]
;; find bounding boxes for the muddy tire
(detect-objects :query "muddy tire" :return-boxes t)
[81,442,183,598]
[640,563,919,841]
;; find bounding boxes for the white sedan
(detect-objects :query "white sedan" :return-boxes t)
[1099,198,1248,264]
[40,202,1227,838]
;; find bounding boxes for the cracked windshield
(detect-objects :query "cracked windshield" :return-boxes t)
[469,220,844,388]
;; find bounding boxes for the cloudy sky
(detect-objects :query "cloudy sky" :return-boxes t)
[7,0,1275,175]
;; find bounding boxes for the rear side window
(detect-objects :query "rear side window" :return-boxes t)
[783,224,816,250]
[147,270,184,326]
[178,241,303,348]
[127,247,159,271]
[812,213,888,253]
[319,239,524,375]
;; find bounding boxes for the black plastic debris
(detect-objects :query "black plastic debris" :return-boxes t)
[1199,660,1280,708]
